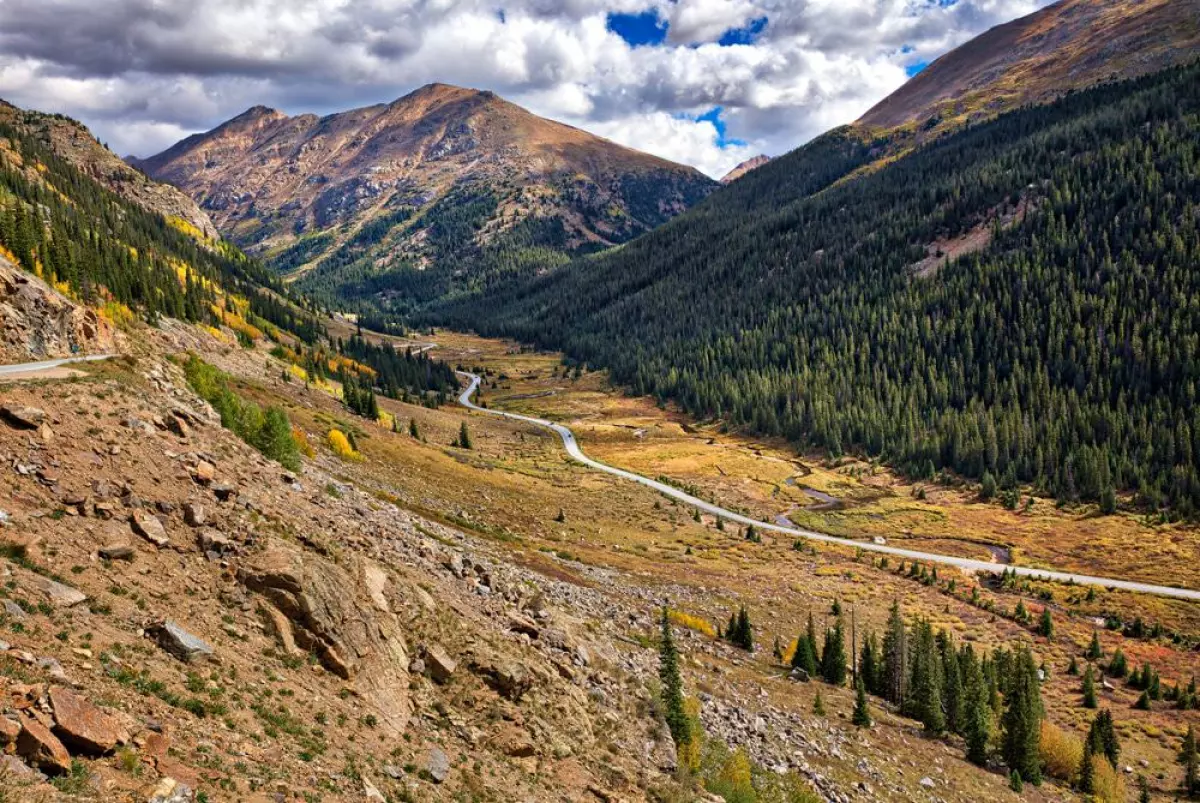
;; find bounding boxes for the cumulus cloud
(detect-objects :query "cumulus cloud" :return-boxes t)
[0,0,1055,177]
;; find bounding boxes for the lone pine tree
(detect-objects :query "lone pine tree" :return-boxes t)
[658,607,689,750]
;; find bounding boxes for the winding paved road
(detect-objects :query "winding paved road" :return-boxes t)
[0,354,112,377]
[457,372,1200,602]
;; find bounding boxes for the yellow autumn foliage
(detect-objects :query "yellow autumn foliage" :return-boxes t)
[676,697,703,772]
[782,636,800,665]
[292,427,315,458]
[99,300,136,328]
[717,747,753,790]
[166,215,206,241]
[1039,721,1083,781]
[668,610,716,639]
[327,429,361,462]
[1091,756,1125,803]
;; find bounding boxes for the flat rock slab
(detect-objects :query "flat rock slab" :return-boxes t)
[99,544,136,561]
[149,620,213,663]
[426,644,457,684]
[424,747,450,784]
[16,714,71,774]
[131,512,169,547]
[0,405,46,429]
[49,686,127,754]
[30,575,87,607]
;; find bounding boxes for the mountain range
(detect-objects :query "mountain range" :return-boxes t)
[134,83,715,308]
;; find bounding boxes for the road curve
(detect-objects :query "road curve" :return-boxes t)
[0,354,113,377]
[457,372,1200,602]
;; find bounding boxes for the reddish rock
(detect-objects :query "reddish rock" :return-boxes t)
[0,715,19,745]
[49,686,127,755]
[192,461,216,484]
[15,714,71,774]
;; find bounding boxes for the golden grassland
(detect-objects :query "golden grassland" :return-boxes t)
[435,330,1200,592]
[202,331,1200,799]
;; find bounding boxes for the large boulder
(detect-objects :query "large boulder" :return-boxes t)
[49,686,128,755]
[237,540,411,734]
[15,715,71,774]
[148,620,214,663]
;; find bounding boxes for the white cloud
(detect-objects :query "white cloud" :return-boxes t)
[662,0,761,45]
[586,111,759,179]
[0,0,1057,174]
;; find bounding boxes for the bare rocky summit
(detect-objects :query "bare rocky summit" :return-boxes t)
[136,83,716,276]
[858,0,1200,131]
[719,155,771,184]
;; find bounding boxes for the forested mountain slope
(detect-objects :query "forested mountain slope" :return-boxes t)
[136,84,715,314]
[858,0,1200,132]
[0,105,303,333]
[0,100,219,241]
[432,61,1200,515]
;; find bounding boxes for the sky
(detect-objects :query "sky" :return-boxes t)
[0,0,1054,179]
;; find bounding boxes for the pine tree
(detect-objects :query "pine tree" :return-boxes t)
[910,620,945,733]
[1067,655,1079,675]
[981,471,997,500]
[1078,743,1096,794]
[940,634,963,734]
[821,619,847,686]
[1108,647,1128,678]
[1086,631,1103,661]
[1180,723,1198,797]
[457,421,473,449]
[852,676,872,728]
[1001,647,1042,785]
[963,654,991,766]
[812,689,825,716]
[1038,608,1054,638]
[791,630,818,677]
[1086,709,1120,768]
[658,607,689,749]
[1137,774,1150,803]
[806,611,821,666]
[859,632,880,696]
[409,418,419,438]
[1082,664,1098,709]
[882,600,907,705]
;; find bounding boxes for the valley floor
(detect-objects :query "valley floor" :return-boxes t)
[1,324,1196,802]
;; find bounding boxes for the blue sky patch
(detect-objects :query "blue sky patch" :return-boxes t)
[606,11,668,47]
[718,16,768,47]
[906,60,929,77]
[694,106,747,149]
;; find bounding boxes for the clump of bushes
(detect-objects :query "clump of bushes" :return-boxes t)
[327,429,361,462]
[183,355,300,470]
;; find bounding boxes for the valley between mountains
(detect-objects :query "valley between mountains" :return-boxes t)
[2,0,1200,800]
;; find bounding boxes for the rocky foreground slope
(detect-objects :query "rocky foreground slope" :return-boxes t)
[0,339,689,801]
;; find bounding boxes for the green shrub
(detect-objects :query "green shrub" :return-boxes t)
[184,355,300,470]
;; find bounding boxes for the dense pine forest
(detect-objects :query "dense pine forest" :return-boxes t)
[0,113,461,402]
[430,61,1200,516]
[0,118,290,327]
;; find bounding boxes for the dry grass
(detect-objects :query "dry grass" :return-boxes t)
[222,329,1200,800]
